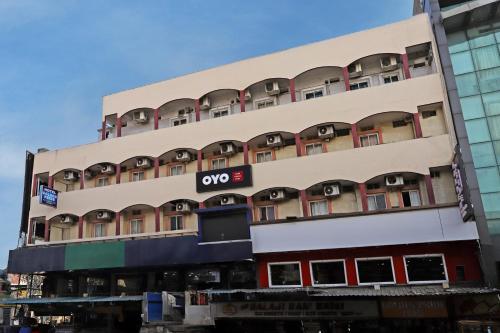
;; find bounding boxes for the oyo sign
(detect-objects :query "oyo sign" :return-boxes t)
[196,165,252,193]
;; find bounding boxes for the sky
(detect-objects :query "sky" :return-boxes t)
[0,0,413,266]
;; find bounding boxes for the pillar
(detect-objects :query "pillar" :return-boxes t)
[115,212,121,236]
[351,124,360,148]
[27,219,33,244]
[243,142,249,165]
[32,174,38,197]
[401,53,411,79]
[424,174,436,205]
[101,120,106,141]
[239,90,246,113]
[413,112,423,138]
[393,255,407,284]
[199,201,205,209]
[116,116,122,137]
[358,183,368,212]
[78,216,84,239]
[44,219,50,242]
[154,109,159,130]
[197,150,203,172]
[289,79,296,102]
[155,207,161,232]
[116,164,121,184]
[300,190,309,218]
[294,134,302,157]
[342,67,350,91]
[48,175,54,188]
[195,99,201,122]
[80,171,84,190]
[345,258,358,286]
[246,196,254,222]
[154,157,160,178]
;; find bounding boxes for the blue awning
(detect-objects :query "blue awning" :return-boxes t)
[0,295,143,305]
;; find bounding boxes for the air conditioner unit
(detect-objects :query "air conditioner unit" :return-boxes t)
[220,195,235,205]
[265,81,280,96]
[348,63,363,78]
[175,150,191,162]
[385,175,404,187]
[133,110,148,123]
[177,109,186,117]
[270,189,286,201]
[244,90,252,101]
[220,142,235,156]
[176,202,191,213]
[64,171,79,181]
[317,125,335,139]
[200,96,211,110]
[96,211,111,221]
[380,56,398,71]
[60,215,75,224]
[266,134,282,147]
[136,158,151,168]
[323,184,341,197]
[101,164,115,175]
[413,56,430,67]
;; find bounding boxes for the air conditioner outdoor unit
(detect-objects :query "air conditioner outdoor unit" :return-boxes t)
[101,164,115,175]
[175,150,191,162]
[413,56,430,67]
[266,134,282,147]
[244,90,252,101]
[348,63,363,78]
[385,175,404,187]
[220,196,235,205]
[96,211,111,221]
[64,171,79,181]
[133,110,148,123]
[176,202,191,213]
[60,215,75,224]
[323,184,341,197]
[270,189,286,201]
[380,56,398,71]
[201,96,211,110]
[265,81,280,96]
[136,158,151,168]
[318,125,335,139]
[220,142,235,156]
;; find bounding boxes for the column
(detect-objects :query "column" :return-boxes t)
[101,120,106,141]
[78,216,84,239]
[115,212,121,236]
[246,196,254,222]
[239,90,246,113]
[424,174,436,205]
[243,143,249,165]
[413,112,423,138]
[195,99,201,122]
[80,171,85,190]
[155,207,161,232]
[342,67,350,91]
[289,79,296,102]
[48,175,54,188]
[401,53,411,79]
[116,164,121,184]
[27,219,33,244]
[154,157,160,178]
[44,219,50,242]
[154,109,159,130]
[300,190,309,218]
[197,150,203,172]
[116,116,122,137]
[199,201,205,209]
[358,183,368,212]
[294,134,302,157]
[345,258,358,286]
[393,255,407,284]
[32,174,38,197]
[351,124,360,148]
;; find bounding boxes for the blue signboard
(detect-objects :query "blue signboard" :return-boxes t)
[38,185,58,208]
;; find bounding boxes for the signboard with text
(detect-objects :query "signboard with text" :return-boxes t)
[196,165,252,193]
[381,298,448,318]
[452,146,474,222]
[38,185,58,208]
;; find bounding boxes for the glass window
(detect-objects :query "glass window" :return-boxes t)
[96,177,109,187]
[470,142,497,168]
[461,96,485,120]
[476,167,500,193]
[448,31,469,54]
[471,45,500,70]
[468,29,495,49]
[132,171,145,182]
[305,143,323,155]
[256,99,275,109]
[94,223,106,238]
[211,158,226,170]
[401,190,421,207]
[488,115,500,140]
[350,81,369,90]
[477,67,500,93]
[487,219,500,234]
[258,206,276,221]
[450,51,475,75]
[269,262,302,287]
[170,165,184,176]
[482,193,500,219]
[171,117,187,126]
[170,215,183,231]
[356,258,394,284]
[129,219,143,234]
[494,140,500,164]
[405,255,447,283]
[310,200,328,216]
[482,91,500,117]
[61,228,71,241]
[367,194,387,211]
[211,108,230,118]
[311,261,346,286]
[256,151,273,163]
[303,88,324,100]
[465,119,491,143]
[383,75,399,84]
[455,73,480,97]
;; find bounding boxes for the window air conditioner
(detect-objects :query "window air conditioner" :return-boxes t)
[265,81,280,96]
[60,215,75,224]
[348,63,363,78]
[133,110,148,124]
[220,142,235,156]
[64,171,79,181]
[100,164,115,175]
[176,202,191,213]
[266,134,282,147]
[317,125,336,139]
[385,175,404,187]
[220,195,235,205]
[175,150,191,162]
[136,158,151,168]
[244,90,252,101]
[96,211,111,221]
[323,184,341,197]
[270,189,286,201]
[201,96,211,110]
[380,56,398,71]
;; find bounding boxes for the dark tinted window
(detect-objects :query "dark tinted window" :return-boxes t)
[201,211,250,242]
[357,259,394,284]
[311,261,346,286]
[269,263,301,286]
[405,256,447,282]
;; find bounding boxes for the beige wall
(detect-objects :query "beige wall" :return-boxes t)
[331,191,358,213]
[380,120,415,144]
[432,169,457,204]
[421,108,447,137]
[325,134,354,152]
[274,145,297,161]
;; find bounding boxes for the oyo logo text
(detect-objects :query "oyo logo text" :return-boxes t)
[202,173,230,185]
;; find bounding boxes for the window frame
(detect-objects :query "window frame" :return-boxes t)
[168,164,185,176]
[209,157,228,170]
[305,142,325,156]
[209,105,231,118]
[95,176,109,187]
[367,193,388,211]
[355,256,395,286]
[170,116,188,127]
[254,97,276,110]
[267,261,303,288]
[359,132,380,147]
[309,199,330,217]
[93,223,106,238]
[61,227,71,241]
[301,85,326,100]
[128,218,144,235]
[349,78,371,90]
[401,189,422,207]
[169,215,184,231]
[255,150,274,163]
[257,205,276,222]
[309,259,348,287]
[381,71,400,84]
[403,254,448,285]
[130,170,146,182]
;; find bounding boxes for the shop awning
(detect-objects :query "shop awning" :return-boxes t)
[0,295,143,305]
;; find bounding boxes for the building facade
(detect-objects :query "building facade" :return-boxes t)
[7,13,498,333]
